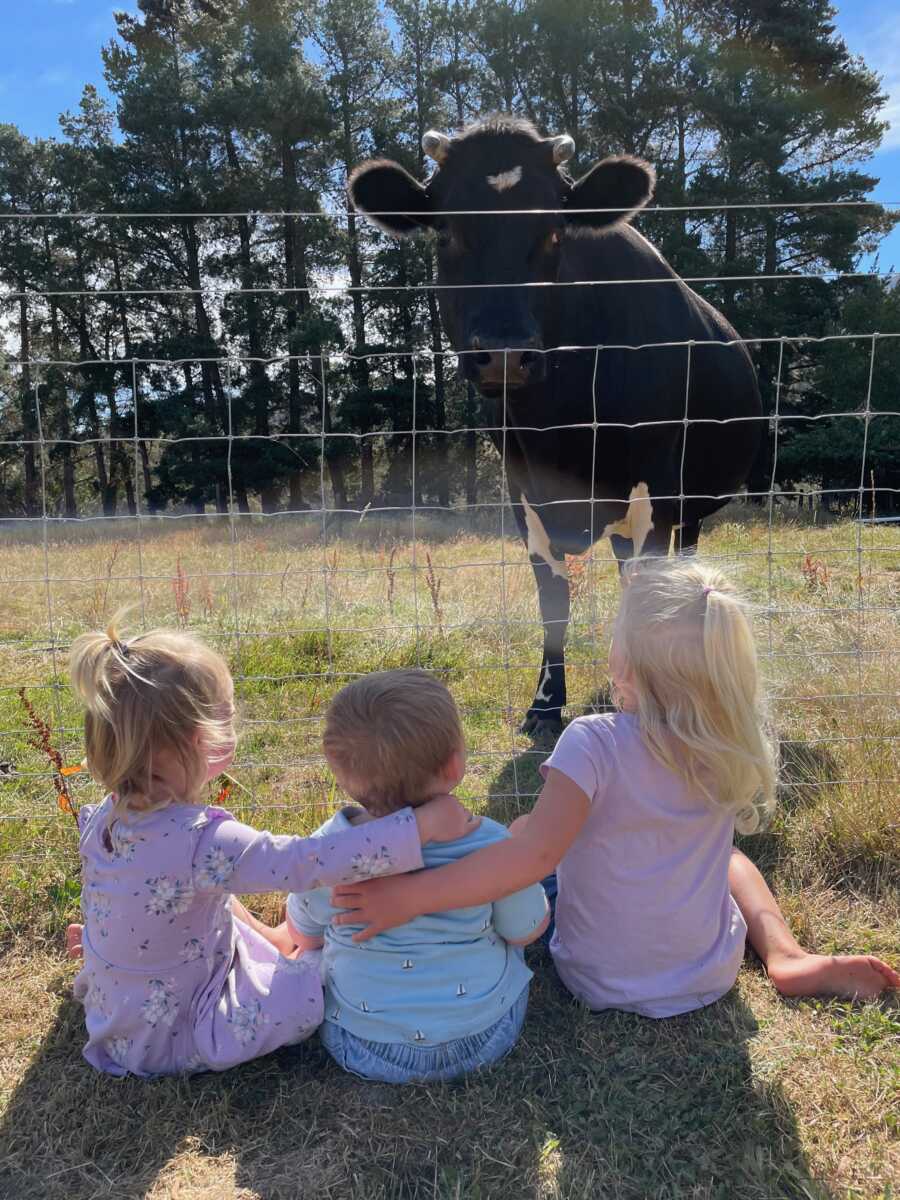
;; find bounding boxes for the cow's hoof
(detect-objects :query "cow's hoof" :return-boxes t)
[520,711,563,741]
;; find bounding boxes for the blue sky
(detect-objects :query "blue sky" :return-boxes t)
[1,0,898,268]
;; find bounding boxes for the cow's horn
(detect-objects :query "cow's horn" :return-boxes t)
[422,130,451,163]
[551,134,575,164]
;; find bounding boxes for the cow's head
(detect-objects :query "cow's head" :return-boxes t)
[349,116,655,398]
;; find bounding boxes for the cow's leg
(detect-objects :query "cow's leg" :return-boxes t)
[521,554,570,736]
[610,533,633,576]
[639,511,673,559]
[675,520,701,555]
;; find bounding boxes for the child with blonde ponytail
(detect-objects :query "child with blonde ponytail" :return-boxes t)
[332,560,898,1013]
[65,620,473,1077]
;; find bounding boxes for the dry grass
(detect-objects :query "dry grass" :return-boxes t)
[0,504,898,1198]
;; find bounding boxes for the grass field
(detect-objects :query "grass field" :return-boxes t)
[0,504,898,1199]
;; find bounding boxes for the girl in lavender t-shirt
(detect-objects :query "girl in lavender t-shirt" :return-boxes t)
[334,561,898,1013]
[64,623,472,1077]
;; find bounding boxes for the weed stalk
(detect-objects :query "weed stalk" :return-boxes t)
[17,688,78,823]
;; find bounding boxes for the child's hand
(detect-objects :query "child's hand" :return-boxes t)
[331,875,420,941]
[414,794,479,845]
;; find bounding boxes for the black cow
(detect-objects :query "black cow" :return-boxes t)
[349,116,761,734]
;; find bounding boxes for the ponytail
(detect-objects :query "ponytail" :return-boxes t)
[616,560,777,833]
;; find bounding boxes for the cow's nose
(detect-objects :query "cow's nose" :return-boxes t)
[467,336,544,385]
[480,349,533,373]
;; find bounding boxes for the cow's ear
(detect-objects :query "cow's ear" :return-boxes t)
[564,155,655,231]
[348,159,435,236]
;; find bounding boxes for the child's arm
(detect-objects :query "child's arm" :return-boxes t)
[285,891,327,952]
[485,826,551,947]
[504,909,551,947]
[193,794,475,896]
[332,768,590,941]
[286,922,325,953]
[230,898,299,956]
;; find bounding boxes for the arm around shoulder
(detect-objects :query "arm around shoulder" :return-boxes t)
[332,768,591,940]
[193,807,425,896]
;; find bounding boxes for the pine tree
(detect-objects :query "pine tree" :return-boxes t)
[312,0,398,507]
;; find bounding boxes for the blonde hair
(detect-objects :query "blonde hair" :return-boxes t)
[323,669,464,816]
[69,616,234,818]
[614,559,776,833]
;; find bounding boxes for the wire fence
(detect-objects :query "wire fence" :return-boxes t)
[1,204,898,858]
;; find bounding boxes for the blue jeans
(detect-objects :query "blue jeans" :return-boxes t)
[319,986,530,1084]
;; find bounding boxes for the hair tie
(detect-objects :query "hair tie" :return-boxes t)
[111,638,130,659]
[702,586,714,597]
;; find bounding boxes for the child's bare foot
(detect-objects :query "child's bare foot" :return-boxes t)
[66,923,84,959]
[767,950,900,1000]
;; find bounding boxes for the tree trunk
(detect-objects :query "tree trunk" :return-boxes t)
[341,97,373,506]
[73,236,112,513]
[410,33,450,510]
[139,440,154,512]
[124,466,136,516]
[52,374,77,518]
[721,49,743,322]
[181,217,229,513]
[46,291,77,518]
[18,286,39,517]
[226,135,279,512]
[110,247,142,514]
[182,362,205,514]
[40,225,77,518]
[280,137,335,512]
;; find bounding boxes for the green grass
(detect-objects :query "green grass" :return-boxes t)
[0,504,898,1198]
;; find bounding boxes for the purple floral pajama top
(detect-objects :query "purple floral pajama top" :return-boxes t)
[72,798,423,1077]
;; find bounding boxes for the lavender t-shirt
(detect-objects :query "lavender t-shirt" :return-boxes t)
[542,712,746,1018]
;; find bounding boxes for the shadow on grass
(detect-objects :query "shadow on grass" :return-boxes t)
[778,739,841,814]
[0,968,347,1200]
[479,739,837,1200]
[521,949,837,1200]
[0,957,836,1200]
[0,725,846,1200]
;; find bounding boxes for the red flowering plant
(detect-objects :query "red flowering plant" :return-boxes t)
[18,688,80,824]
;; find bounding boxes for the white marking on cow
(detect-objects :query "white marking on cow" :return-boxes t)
[521,494,567,579]
[601,483,655,555]
[535,664,553,704]
[487,165,523,192]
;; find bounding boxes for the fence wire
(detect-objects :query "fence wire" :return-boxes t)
[1,207,898,858]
